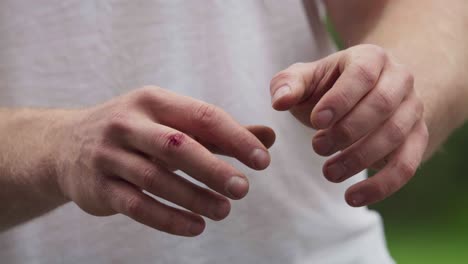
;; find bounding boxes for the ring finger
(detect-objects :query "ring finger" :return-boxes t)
[121,120,250,200]
[322,92,423,183]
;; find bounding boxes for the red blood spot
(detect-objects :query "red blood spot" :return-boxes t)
[168,133,184,147]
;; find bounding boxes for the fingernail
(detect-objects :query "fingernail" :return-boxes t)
[313,135,334,155]
[349,192,366,207]
[188,219,205,236]
[212,199,230,220]
[271,85,291,105]
[325,162,346,182]
[314,109,334,128]
[249,148,270,170]
[225,176,249,199]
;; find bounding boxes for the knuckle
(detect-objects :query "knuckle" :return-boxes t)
[126,195,145,219]
[372,89,395,115]
[334,122,354,145]
[158,131,188,156]
[368,179,391,201]
[395,160,418,180]
[141,85,162,91]
[290,62,306,68]
[394,64,414,86]
[131,86,162,105]
[192,103,219,129]
[414,99,425,120]
[358,44,387,61]
[370,45,387,61]
[209,161,226,179]
[140,166,160,190]
[386,119,407,145]
[91,145,112,168]
[386,169,408,197]
[329,89,353,112]
[137,85,162,97]
[106,111,132,134]
[350,149,367,170]
[352,60,379,87]
[94,177,112,202]
[393,172,409,192]
[401,70,415,88]
[420,123,429,141]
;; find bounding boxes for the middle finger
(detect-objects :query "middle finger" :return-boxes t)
[322,92,423,183]
[313,63,412,156]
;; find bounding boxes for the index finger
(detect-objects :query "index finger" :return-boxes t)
[310,46,386,129]
[143,88,271,170]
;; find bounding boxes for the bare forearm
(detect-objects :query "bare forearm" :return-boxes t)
[325,0,468,159]
[0,108,68,231]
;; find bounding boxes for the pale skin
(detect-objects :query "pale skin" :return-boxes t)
[270,0,468,206]
[0,87,275,236]
[2,1,468,236]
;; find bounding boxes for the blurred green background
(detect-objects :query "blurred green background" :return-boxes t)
[326,20,468,264]
[373,125,468,264]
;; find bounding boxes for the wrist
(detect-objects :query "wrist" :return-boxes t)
[39,109,79,204]
[417,77,468,160]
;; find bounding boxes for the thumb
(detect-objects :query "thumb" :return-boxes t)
[269,55,339,111]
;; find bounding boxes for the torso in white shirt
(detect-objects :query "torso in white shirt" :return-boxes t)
[0,1,394,263]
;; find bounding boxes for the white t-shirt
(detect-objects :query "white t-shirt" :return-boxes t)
[0,1,394,263]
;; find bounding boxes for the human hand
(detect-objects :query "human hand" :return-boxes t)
[53,86,274,236]
[270,44,428,207]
